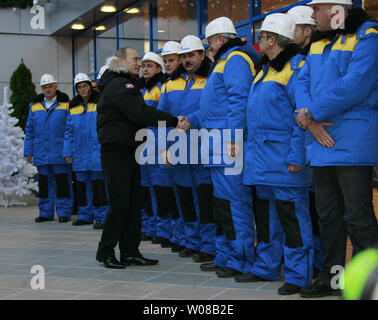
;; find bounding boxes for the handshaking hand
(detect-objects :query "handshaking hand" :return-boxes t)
[161,149,172,167]
[227,142,242,158]
[176,116,191,132]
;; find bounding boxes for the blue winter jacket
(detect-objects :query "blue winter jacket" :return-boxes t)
[24,91,70,166]
[244,46,312,187]
[295,9,378,166]
[63,91,102,172]
[158,61,209,117]
[140,73,164,165]
[188,40,260,166]
[141,72,164,109]
[158,59,211,165]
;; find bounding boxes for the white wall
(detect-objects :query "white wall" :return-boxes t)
[0,6,73,100]
[0,33,73,100]
[0,2,110,100]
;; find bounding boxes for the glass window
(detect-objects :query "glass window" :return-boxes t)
[152,0,198,51]
[261,0,299,14]
[74,30,94,75]
[363,0,378,19]
[207,0,250,23]
[119,3,150,56]
[95,17,117,68]
[252,19,263,44]
[252,0,300,44]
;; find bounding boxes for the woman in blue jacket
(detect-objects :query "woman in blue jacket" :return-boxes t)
[63,73,108,229]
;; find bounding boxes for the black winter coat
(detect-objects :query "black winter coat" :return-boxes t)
[97,61,178,151]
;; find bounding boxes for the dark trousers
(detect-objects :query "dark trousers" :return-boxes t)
[97,148,142,258]
[313,166,378,284]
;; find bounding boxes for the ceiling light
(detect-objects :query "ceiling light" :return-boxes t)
[124,8,140,14]
[101,5,116,13]
[95,25,106,31]
[71,23,85,30]
[158,30,165,33]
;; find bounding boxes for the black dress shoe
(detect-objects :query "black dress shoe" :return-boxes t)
[278,282,301,295]
[313,268,320,280]
[235,273,267,283]
[216,267,241,278]
[200,262,221,272]
[300,280,341,298]
[96,256,125,269]
[121,255,159,266]
[58,217,69,223]
[93,220,104,229]
[179,248,199,257]
[192,252,215,263]
[140,233,152,241]
[160,238,172,248]
[35,217,53,223]
[72,219,92,226]
[151,237,162,244]
[171,244,185,253]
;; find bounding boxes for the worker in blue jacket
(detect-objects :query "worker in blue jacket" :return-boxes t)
[139,51,183,249]
[294,1,378,298]
[158,35,215,261]
[185,17,261,278]
[24,74,73,223]
[243,14,314,295]
[159,42,187,253]
[137,52,163,243]
[63,73,108,229]
[287,5,325,278]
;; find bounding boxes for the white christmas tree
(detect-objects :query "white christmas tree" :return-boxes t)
[0,86,38,208]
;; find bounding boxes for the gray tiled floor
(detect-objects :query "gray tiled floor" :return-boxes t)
[0,198,339,300]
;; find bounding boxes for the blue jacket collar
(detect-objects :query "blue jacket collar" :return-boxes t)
[256,44,300,72]
[214,37,245,61]
[216,40,261,67]
[219,45,239,60]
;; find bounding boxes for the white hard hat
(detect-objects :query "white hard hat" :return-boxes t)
[287,6,315,25]
[141,52,163,67]
[97,56,118,80]
[307,0,353,6]
[97,65,108,80]
[161,41,180,56]
[74,73,91,86]
[260,13,296,40]
[40,74,57,86]
[178,35,205,54]
[205,16,237,39]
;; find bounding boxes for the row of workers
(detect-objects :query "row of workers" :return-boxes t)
[23,0,377,298]
[136,0,378,298]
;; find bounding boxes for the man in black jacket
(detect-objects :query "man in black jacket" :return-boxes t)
[95,48,186,269]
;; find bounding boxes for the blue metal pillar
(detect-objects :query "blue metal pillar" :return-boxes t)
[116,14,120,51]
[72,36,76,97]
[252,0,261,44]
[197,0,208,37]
[353,0,362,7]
[249,0,253,42]
[149,1,155,52]
[197,0,202,37]
[93,28,97,78]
